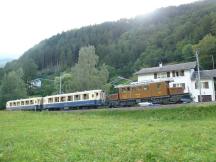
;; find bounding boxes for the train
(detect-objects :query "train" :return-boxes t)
[6,81,191,111]
[106,81,191,107]
[6,90,106,111]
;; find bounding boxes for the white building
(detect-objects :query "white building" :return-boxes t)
[135,62,216,102]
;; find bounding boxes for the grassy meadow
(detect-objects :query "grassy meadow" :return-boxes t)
[1,106,216,161]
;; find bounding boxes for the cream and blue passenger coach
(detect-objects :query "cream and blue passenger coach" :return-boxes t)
[6,97,43,110]
[6,90,106,110]
[43,90,105,110]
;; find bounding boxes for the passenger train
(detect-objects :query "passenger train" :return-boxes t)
[6,90,106,111]
[6,81,191,111]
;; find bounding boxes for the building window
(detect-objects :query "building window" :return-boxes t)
[172,71,175,77]
[195,82,198,89]
[180,70,184,76]
[154,73,157,79]
[203,82,209,89]
[167,72,170,78]
[180,83,185,89]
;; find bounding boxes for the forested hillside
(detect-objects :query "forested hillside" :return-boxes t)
[1,0,216,108]
[5,0,216,76]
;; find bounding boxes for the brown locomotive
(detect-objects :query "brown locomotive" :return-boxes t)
[107,81,190,107]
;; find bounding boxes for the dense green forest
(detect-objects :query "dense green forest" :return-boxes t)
[1,0,216,108]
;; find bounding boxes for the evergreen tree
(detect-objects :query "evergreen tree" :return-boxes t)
[0,70,27,109]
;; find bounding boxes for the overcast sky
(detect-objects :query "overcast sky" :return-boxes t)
[0,0,198,59]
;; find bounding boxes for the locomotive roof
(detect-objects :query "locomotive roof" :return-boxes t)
[135,61,196,75]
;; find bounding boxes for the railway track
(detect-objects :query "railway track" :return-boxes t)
[55,101,216,113]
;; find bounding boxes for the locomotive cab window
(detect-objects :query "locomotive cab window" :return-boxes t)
[143,85,148,91]
[157,83,161,90]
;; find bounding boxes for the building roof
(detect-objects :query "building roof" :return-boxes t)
[191,69,216,80]
[135,61,197,75]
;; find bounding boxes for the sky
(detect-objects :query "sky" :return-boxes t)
[0,0,199,59]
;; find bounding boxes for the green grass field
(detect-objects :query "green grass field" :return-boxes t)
[1,106,216,162]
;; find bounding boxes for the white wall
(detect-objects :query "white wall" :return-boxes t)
[137,69,194,93]
[191,79,215,102]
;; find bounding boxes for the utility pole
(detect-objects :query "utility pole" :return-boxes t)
[196,50,202,102]
[212,55,215,69]
[59,74,62,94]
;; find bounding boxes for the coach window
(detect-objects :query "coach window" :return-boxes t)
[167,72,170,78]
[48,98,53,103]
[61,96,66,102]
[13,102,16,106]
[21,101,24,105]
[75,95,80,101]
[55,97,59,102]
[30,100,34,105]
[68,96,73,101]
[83,94,89,100]
[17,102,20,106]
[26,100,29,105]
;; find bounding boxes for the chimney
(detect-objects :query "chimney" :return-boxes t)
[159,62,163,67]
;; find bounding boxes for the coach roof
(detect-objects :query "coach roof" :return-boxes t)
[135,61,197,75]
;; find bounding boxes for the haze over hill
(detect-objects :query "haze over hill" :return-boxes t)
[4,0,216,77]
[0,0,198,59]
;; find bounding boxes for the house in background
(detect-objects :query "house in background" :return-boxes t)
[135,62,216,102]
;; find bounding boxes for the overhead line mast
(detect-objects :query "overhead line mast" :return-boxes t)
[195,50,202,102]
